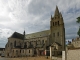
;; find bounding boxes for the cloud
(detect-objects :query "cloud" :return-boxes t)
[0,0,80,47]
[0,28,13,48]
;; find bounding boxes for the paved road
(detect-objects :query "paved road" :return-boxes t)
[0,58,8,60]
[0,57,62,60]
[0,57,50,60]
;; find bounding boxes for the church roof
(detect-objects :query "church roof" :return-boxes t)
[10,32,24,40]
[25,30,50,39]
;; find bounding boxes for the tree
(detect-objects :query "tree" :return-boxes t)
[77,27,80,37]
[76,17,80,37]
[76,17,80,23]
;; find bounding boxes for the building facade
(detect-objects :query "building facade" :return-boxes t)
[5,6,65,58]
[67,37,80,49]
[66,37,80,60]
[0,48,5,57]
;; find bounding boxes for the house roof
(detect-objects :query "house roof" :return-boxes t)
[25,30,50,39]
[0,48,5,51]
[10,32,24,40]
[51,42,61,46]
[55,42,61,46]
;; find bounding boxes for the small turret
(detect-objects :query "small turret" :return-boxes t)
[23,30,25,36]
[23,30,25,40]
[60,12,62,18]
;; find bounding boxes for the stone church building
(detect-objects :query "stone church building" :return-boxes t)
[5,6,65,58]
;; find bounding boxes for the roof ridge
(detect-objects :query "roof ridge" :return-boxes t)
[10,32,24,40]
[14,32,23,35]
[26,30,50,35]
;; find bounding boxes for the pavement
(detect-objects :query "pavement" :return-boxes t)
[0,56,62,60]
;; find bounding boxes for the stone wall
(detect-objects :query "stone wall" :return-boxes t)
[67,49,80,60]
[72,40,80,48]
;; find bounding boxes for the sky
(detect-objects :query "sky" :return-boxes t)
[0,0,80,47]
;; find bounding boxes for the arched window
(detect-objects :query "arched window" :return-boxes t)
[29,50,30,53]
[16,50,17,52]
[20,50,21,53]
[55,17,56,19]
[14,41,16,47]
[55,22,57,25]
[58,21,59,25]
[53,22,54,26]
[42,40,44,44]
[7,53,9,56]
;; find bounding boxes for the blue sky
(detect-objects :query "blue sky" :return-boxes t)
[0,0,80,47]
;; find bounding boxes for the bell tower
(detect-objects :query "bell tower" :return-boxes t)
[50,6,65,50]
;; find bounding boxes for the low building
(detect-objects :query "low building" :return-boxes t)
[71,37,80,48]
[66,37,80,60]
[0,48,5,57]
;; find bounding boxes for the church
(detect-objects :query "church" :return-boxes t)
[5,6,65,58]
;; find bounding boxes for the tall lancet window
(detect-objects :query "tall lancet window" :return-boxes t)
[14,41,16,47]
[58,21,59,25]
[53,22,54,26]
[55,22,57,25]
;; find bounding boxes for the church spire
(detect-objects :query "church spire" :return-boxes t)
[54,6,59,16]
